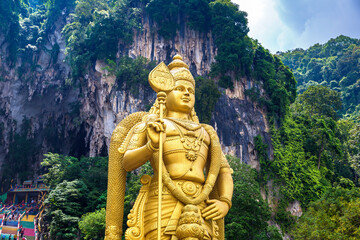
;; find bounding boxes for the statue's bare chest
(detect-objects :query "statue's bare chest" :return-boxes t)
[163,119,210,162]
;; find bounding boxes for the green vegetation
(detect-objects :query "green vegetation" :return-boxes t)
[254,135,271,184]
[0,0,23,63]
[275,39,360,236]
[0,0,74,64]
[112,56,156,96]
[251,46,297,122]
[279,35,360,120]
[145,0,211,39]
[40,153,153,239]
[293,85,342,119]
[226,155,282,240]
[1,0,296,123]
[194,76,221,123]
[78,208,106,240]
[44,179,88,239]
[257,85,359,232]
[292,186,360,240]
[62,0,141,78]
[209,0,251,77]
[41,153,108,211]
[41,153,107,239]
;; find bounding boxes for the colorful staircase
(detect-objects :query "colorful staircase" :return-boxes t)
[0,233,17,239]
[21,214,36,222]
[1,226,18,239]
[20,214,37,238]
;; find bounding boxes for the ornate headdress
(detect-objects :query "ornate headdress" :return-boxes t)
[148,54,199,123]
[168,54,195,87]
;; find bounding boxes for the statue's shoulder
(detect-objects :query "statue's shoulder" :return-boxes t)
[201,123,216,135]
[111,112,149,142]
[201,124,220,142]
[201,123,214,131]
[162,118,181,132]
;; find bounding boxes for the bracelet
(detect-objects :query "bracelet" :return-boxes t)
[219,196,232,209]
[146,141,159,152]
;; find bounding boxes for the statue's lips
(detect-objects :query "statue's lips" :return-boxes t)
[181,97,191,102]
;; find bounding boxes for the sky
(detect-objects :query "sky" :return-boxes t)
[232,0,360,53]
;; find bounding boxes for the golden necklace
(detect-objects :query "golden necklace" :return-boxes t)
[167,118,205,162]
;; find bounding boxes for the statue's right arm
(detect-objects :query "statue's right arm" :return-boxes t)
[123,123,150,172]
[123,119,165,172]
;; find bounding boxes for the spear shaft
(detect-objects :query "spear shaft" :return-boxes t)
[157,91,167,240]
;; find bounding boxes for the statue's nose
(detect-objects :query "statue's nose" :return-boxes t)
[184,91,190,96]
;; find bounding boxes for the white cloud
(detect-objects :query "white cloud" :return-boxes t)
[233,0,292,52]
[232,0,360,53]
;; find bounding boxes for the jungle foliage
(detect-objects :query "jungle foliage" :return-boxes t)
[194,76,221,123]
[0,0,75,64]
[110,56,156,96]
[255,85,360,232]
[62,0,142,78]
[40,153,108,239]
[279,35,360,120]
[292,185,360,240]
[225,156,282,240]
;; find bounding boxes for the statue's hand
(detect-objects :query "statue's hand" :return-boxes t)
[146,119,166,148]
[201,199,229,221]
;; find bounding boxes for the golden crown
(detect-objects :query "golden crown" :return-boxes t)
[168,54,195,86]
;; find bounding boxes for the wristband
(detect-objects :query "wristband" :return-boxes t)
[146,141,159,152]
[219,196,232,209]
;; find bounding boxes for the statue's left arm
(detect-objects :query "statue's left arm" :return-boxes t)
[202,154,233,220]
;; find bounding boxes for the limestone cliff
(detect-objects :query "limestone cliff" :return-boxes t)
[0,11,271,183]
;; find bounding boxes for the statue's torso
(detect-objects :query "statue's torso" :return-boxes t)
[150,118,210,184]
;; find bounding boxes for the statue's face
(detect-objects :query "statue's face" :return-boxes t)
[166,80,195,114]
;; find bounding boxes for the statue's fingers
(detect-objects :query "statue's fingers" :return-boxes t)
[202,207,217,218]
[155,118,164,124]
[201,204,216,214]
[206,199,217,204]
[212,214,224,221]
[149,122,160,132]
[158,124,165,132]
[153,122,165,132]
[204,211,220,220]
[148,122,156,130]
[155,119,166,131]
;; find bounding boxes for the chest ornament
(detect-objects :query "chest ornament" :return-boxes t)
[167,118,205,162]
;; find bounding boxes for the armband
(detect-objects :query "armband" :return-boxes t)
[219,167,234,174]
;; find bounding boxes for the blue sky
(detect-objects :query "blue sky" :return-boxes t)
[232,0,360,53]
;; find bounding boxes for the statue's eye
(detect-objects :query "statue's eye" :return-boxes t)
[175,87,183,91]
[189,89,194,94]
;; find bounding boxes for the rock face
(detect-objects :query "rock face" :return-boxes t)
[0,12,271,182]
[213,81,271,170]
[126,12,216,76]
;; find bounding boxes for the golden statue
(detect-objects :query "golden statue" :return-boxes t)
[105,55,233,240]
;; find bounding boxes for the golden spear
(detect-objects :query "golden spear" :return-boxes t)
[148,62,175,239]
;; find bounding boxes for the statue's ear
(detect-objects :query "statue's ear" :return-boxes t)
[148,62,175,93]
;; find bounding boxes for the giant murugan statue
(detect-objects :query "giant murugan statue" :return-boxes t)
[105,55,233,240]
